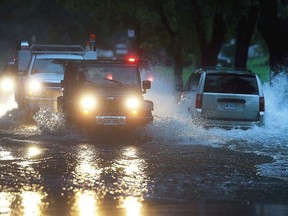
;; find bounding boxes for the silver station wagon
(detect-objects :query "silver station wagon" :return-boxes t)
[179,68,265,129]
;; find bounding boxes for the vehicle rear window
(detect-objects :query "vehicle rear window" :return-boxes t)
[204,73,259,94]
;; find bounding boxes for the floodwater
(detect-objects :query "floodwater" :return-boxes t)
[0,72,287,215]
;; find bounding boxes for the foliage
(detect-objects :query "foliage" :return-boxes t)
[247,56,270,82]
[0,0,287,82]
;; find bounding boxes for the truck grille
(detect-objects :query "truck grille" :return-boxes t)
[98,98,124,115]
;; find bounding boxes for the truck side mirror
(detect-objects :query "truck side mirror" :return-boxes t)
[142,80,151,90]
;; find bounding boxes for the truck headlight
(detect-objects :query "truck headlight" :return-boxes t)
[28,80,42,93]
[80,95,96,110]
[0,77,14,92]
[126,97,140,109]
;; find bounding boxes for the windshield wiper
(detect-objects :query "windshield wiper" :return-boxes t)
[103,78,124,86]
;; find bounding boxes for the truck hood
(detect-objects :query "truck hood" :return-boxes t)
[29,73,63,83]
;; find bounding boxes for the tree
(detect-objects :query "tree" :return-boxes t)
[143,0,189,90]
[234,2,259,68]
[189,0,225,67]
[258,0,288,77]
[0,0,271,86]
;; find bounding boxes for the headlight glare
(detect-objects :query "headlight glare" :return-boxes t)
[0,77,14,92]
[80,95,96,109]
[29,80,42,92]
[126,97,140,109]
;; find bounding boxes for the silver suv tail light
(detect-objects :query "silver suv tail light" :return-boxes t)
[196,94,203,109]
[259,96,265,112]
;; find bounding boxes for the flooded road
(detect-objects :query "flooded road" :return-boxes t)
[0,73,288,215]
[0,123,287,216]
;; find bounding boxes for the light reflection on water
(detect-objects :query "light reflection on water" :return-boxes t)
[69,145,147,215]
[0,144,47,215]
[0,192,12,214]
[68,145,102,215]
[121,196,142,216]
[0,149,14,160]
[0,191,47,216]
[73,145,102,188]
[21,191,45,216]
[27,146,42,158]
[73,190,98,216]
[0,142,145,215]
[115,147,147,215]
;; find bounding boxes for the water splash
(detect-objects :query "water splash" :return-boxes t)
[0,93,17,118]
[33,102,67,135]
[145,70,288,180]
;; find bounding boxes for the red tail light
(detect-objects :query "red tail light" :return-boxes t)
[128,57,136,62]
[259,96,265,111]
[127,55,139,63]
[196,94,203,108]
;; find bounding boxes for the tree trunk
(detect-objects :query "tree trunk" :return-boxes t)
[234,4,259,68]
[189,0,225,67]
[156,4,184,91]
[258,0,288,78]
[199,13,225,67]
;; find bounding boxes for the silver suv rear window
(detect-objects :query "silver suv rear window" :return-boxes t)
[204,73,259,95]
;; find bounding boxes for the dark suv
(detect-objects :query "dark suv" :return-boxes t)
[57,59,153,128]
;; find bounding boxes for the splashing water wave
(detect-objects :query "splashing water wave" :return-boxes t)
[144,71,288,180]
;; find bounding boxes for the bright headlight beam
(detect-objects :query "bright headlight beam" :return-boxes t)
[0,77,14,92]
[29,80,41,92]
[126,97,140,109]
[80,95,96,109]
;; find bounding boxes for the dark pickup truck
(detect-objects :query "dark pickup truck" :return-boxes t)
[57,58,154,128]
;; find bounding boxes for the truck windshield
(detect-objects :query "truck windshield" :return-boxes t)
[31,59,67,74]
[78,65,140,86]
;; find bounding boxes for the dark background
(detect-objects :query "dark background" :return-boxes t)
[1,0,288,85]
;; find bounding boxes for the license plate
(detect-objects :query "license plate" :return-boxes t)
[96,116,126,125]
[224,103,238,110]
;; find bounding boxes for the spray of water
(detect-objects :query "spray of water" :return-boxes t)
[33,102,67,134]
[0,93,22,129]
[0,93,17,117]
[144,70,288,180]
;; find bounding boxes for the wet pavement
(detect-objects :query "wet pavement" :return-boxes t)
[1,75,288,215]
[0,123,287,216]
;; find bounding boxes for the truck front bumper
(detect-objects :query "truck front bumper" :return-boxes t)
[71,114,153,127]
